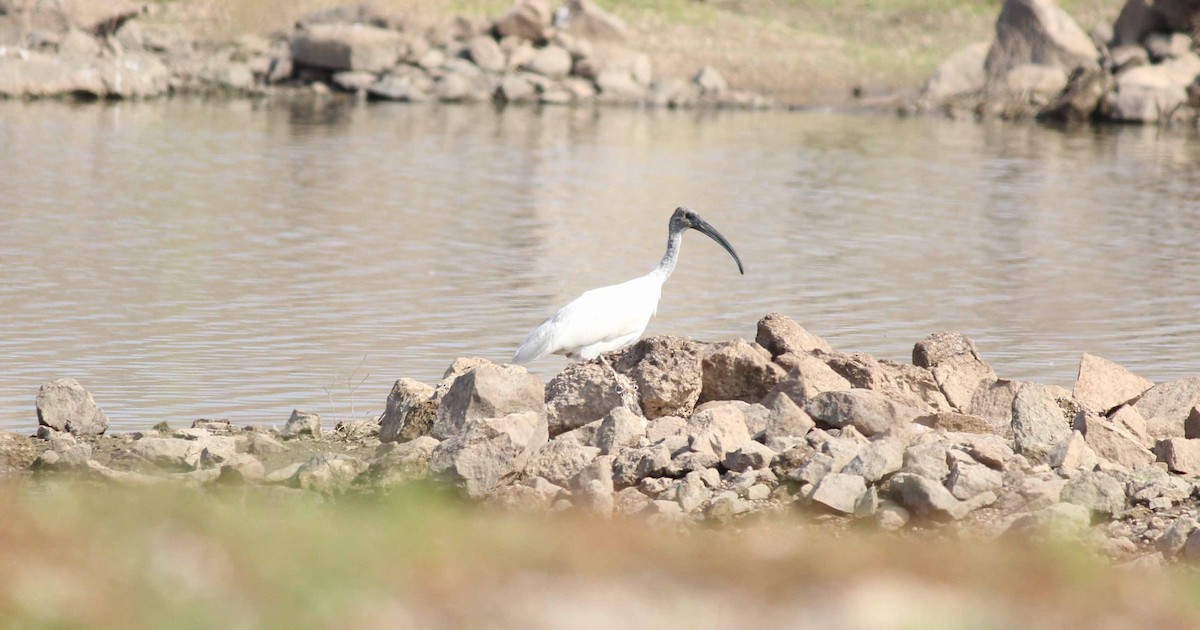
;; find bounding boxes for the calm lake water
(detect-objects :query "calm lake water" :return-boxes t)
[2,99,1199,431]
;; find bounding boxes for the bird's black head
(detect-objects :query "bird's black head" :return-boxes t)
[668,206,744,275]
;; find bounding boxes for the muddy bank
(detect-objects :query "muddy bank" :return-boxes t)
[10,312,1200,568]
[0,0,768,108]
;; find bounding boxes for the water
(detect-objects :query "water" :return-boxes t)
[2,99,1199,431]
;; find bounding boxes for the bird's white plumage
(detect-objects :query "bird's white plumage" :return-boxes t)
[513,273,665,363]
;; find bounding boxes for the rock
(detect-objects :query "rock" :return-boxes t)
[430,411,547,498]
[1135,376,1200,438]
[824,352,950,412]
[130,437,194,469]
[466,36,504,73]
[611,444,671,488]
[685,404,751,460]
[523,439,600,487]
[1112,0,1200,47]
[875,500,911,530]
[1111,404,1152,445]
[1049,431,1099,471]
[959,434,1014,470]
[367,69,432,102]
[363,436,440,486]
[698,339,787,404]
[264,462,304,484]
[1108,54,1200,123]
[646,415,686,443]
[1111,45,1150,72]
[912,332,997,411]
[595,69,644,102]
[768,355,853,405]
[805,389,920,437]
[433,363,545,440]
[198,437,238,468]
[787,452,834,486]
[755,313,831,357]
[723,441,776,472]
[571,455,615,515]
[1184,406,1200,439]
[35,378,109,436]
[1073,353,1153,413]
[525,44,571,79]
[984,0,1100,84]
[760,391,816,450]
[1127,467,1192,505]
[595,407,647,455]
[248,433,286,455]
[291,453,368,494]
[946,460,1004,500]
[1061,470,1126,517]
[901,439,950,481]
[922,41,989,102]
[613,336,707,420]
[1039,66,1111,122]
[557,419,603,448]
[294,3,402,29]
[494,0,554,42]
[1157,516,1199,556]
[967,379,1023,434]
[1154,437,1200,474]
[218,454,265,483]
[692,65,728,96]
[889,473,973,521]
[842,437,904,483]
[810,473,867,514]
[1011,383,1072,465]
[544,360,638,437]
[281,410,322,439]
[914,412,997,434]
[1077,412,1155,470]
[999,63,1068,100]
[561,0,627,40]
[705,490,751,522]
[290,23,403,73]
[1005,503,1092,538]
[662,471,711,512]
[32,441,92,472]
[379,378,437,443]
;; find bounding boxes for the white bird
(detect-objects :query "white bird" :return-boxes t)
[513,206,744,364]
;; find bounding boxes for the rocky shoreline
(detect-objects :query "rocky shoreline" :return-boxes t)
[9,312,1200,569]
[0,0,769,108]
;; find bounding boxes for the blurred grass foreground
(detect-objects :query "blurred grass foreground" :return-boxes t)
[1,480,1199,629]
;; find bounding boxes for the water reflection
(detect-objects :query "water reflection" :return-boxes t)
[0,100,1198,430]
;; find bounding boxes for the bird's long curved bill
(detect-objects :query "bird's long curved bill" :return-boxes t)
[693,219,745,275]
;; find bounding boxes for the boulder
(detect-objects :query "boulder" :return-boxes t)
[912,332,997,411]
[824,352,950,412]
[693,65,728,96]
[921,41,989,102]
[901,439,951,482]
[1108,54,1200,123]
[759,391,816,449]
[522,439,600,487]
[841,437,904,483]
[595,69,645,102]
[429,411,548,498]
[494,0,554,42]
[958,433,1014,470]
[1112,0,1200,47]
[595,407,647,455]
[662,471,711,512]
[1111,404,1152,445]
[946,459,1004,500]
[1157,516,1199,556]
[1060,470,1126,517]
[998,63,1069,101]
[525,44,571,79]
[466,36,504,73]
[1127,466,1193,505]
[294,2,403,29]
[544,360,638,436]
[432,363,545,440]
[1049,430,1099,471]
[561,0,627,40]
[1155,437,1200,474]
[63,0,142,36]
[379,378,437,443]
[768,354,852,405]
[130,437,194,469]
[1005,503,1092,538]
[1076,411,1155,470]
[291,453,368,494]
[810,473,867,514]
[805,389,921,437]
[723,441,776,472]
[613,336,706,420]
[611,444,671,487]
[1038,66,1111,122]
[755,313,832,357]
[1134,376,1200,437]
[698,339,787,404]
[984,0,1100,84]
[1011,383,1072,465]
[367,68,433,101]
[248,433,286,455]
[913,412,997,434]
[364,436,440,486]
[685,404,751,460]
[291,23,404,73]
[888,473,974,521]
[281,410,322,439]
[35,378,108,436]
[967,379,1023,434]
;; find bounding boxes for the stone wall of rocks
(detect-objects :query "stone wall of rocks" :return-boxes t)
[920,0,1200,125]
[0,0,768,108]
[12,312,1200,567]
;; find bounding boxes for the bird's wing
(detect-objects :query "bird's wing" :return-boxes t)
[512,276,661,363]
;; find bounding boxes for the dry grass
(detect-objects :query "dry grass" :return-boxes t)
[2,481,1200,628]
[154,0,1126,105]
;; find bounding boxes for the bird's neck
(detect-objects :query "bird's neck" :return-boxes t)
[654,228,683,280]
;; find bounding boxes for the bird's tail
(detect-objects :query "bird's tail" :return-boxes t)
[512,320,554,364]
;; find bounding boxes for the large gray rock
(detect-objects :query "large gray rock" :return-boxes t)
[810,473,867,514]
[805,389,921,437]
[432,363,545,440]
[841,437,904,483]
[613,335,706,420]
[685,404,751,459]
[522,439,600,487]
[1134,376,1200,438]
[595,406,647,455]
[755,313,831,357]
[1060,470,1126,516]
[1049,430,1099,471]
[768,354,852,405]
[561,0,628,40]
[494,0,554,42]
[611,444,671,487]
[130,437,195,470]
[967,379,1023,434]
[544,360,638,437]
[698,339,787,405]
[466,36,505,72]
[912,332,996,411]
[824,352,950,412]
[379,378,437,443]
[35,378,108,436]
[922,41,990,102]
[946,459,1004,500]
[525,44,571,79]
[1108,54,1200,123]
[291,23,404,73]
[901,439,951,482]
[889,473,973,521]
[1157,515,1199,556]
[1112,0,1200,47]
[364,436,440,487]
[1077,411,1154,470]
[281,410,322,439]
[1011,383,1072,465]
[429,411,548,498]
[723,440,776,472]
[984,0,1100,84]
[1072,353,1153,413]
[1155,437,1200,474]
[291,453,368,494]
[759,390,816,450]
